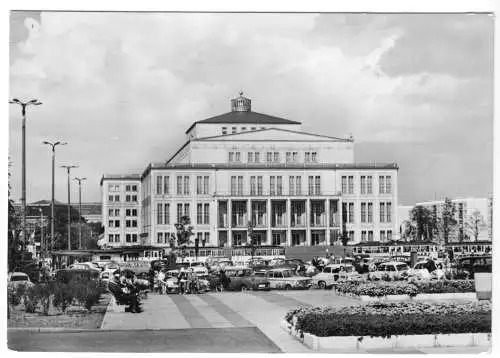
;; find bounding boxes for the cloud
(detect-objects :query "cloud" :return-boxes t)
[9,12,493,204]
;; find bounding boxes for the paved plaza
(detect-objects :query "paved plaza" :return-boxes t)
[8,290,491,353]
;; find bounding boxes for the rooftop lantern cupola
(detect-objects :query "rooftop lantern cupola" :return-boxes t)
[231,91,251,112]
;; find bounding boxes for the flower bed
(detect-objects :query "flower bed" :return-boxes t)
[285,301,491,338]
[335,280,474,298]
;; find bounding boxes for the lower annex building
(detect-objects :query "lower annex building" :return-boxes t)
[101,93,399,254]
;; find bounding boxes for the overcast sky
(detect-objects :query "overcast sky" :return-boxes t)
[9,12,493,205]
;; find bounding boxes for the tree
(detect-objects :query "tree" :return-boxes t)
[410,205,436,241]
[466,210,484,242]
[437,198,457,244]
[174,216,194,263]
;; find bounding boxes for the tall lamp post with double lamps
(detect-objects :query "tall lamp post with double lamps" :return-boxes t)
[61,165,78,250]
[73,177,87,249]
[42,141,66,253]
[9,98,42,250]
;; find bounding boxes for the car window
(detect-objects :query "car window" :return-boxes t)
[415,263,424,269]
[10,275,28,282]
[396,264,408,271]
[346,266,354,273]
[254,272,266,277]
[323,267,331,273]
[387,265,396,272]
[378,265,387,271]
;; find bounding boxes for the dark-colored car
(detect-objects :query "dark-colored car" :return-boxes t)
[247,258,271,271]
[14,262,40,283]
[223,267,271,291]
[454,255,492,279]
[55,269,100,284]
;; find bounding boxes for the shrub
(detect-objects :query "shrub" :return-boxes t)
[52,283,75,313]
[286,302,492,337]
[29,283,52,315]
[23,287,40,313]
[72,280,105,311]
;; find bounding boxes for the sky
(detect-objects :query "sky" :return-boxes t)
[8,12,493,206]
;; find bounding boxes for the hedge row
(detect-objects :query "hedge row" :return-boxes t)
[286,302,491,337]
[335,280,475,297]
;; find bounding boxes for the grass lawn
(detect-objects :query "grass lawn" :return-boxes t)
[8,294,110,329]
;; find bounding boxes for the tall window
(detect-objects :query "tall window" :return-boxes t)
[379,176,385,194]
[184,203,190,217]
[267,152,272,162]
[197,203,203,225]
[367,176,373,194]
[156,176,162,195]
[164,176,170,195]
[257,176,263,195]
[295,176,301,195]
[348,176,354,194]
[164,204,169,224]
[315,176,321,195]
[367,203,373,223]
[348,202,354,223]
[387,230,393,241]
[235,152,241,162]
[292,152,298,162]
[237,176,243,195]
[248,152,254,163]
[196,176,203,195]
[229,152,234,162]
[203,176,209,194]
[386,202,392,222]
[177,204,183,222]
[361,231,367,242]
[255,152,260,163]
[311,152,318,162]
[380,231,386,242]
[177,176,182,195]
[341,176,347,194]
[204,203,209,224]
[277,176,283,195]
[222,127,227,135]
[157,203,163,225]
[157,232,164,244]
[286,152,291,162]
[231,176,237,195]
[305,152,311,162]
[361,203,366,223]
[289,176,294,195]
[360,176,366,194]
[368,231,374,242]
[273,152,279,162]
[250,176,257,195]
[380,203,386,223]
[183,176,190,195]
[204,232,210,244]
[308,176,314,195]
[270,176,276,196]
[385,176,392,194]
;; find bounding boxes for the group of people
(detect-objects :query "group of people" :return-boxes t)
[108,270,143,313]
[151,267,203,295]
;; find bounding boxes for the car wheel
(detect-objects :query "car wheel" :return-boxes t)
[240,285,248,292]
[318,281,326,290]
[284,285,292,291]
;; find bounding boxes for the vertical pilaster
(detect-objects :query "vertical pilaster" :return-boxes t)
[228,199,232,247]
[306,198,311,246]
[286,198,292,246]
[325,199,331,245]
[267,198,272,244]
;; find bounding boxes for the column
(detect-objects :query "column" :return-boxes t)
[228,199,232,247]
[306,198,311,246]
[267,198,272,244]
[247,199,251,226]
[325,199,331,245]
[286,198,292,246]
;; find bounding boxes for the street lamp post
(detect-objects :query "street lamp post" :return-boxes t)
[9,98,42,251]
[39,208,44,259]
[42,141,66,253]
[61,165,78,250]
[73,177,87,249]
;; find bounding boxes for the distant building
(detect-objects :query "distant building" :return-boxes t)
[416,197,492,242]
[71,202,102,223]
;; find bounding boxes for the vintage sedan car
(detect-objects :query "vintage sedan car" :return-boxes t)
[368,261,410,281]
[312,264,357,289]
[69,262,101,272]
[407,261,432,280]
[264,268,312,290]
[8,272,34,290]
[223,267,270,291]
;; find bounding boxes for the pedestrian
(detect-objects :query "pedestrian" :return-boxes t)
[108,270,141,313]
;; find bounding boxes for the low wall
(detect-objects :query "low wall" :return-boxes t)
[281,320,491,352]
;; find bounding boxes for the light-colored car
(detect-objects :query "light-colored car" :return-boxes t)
[369,261,410,281]
[69,262,101,271]
[8,272,34,290]
[264,268,312,290]
[312,264,357,289]
[408,261,432,280]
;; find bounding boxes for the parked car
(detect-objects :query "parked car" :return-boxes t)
[69,262,101,272]
[407,261,432,280]
[354,257,377,274]
[454,255,492,279]
[8,272,34,290]
[206,257,233,272]
[13,262,40,283]
[332,257,356,266]
[368,261,410,281]
[223,266,271,291]
[264,268,312,290]
[312,264,357,289]
[247,258,271,271]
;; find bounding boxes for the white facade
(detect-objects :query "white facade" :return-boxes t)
[101,94,399,249]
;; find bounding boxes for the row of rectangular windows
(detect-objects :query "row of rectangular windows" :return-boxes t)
[341,175,392,194]
[157,232,210,244]
[108,219,138,228]
[108,195,138,202]
[222,126,264,135]
[229,151,318,163]
[360,230,393,242]
[343,202,392,223]
[155,176,210,196]
[157,203,211,225]
[232,175,321,196]
[108,184,138,193]
[108,233,138,243]
[108,209,138,217]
